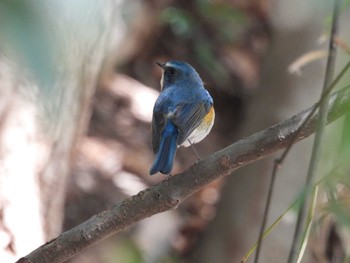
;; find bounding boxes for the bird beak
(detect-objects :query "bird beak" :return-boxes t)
[155,62,166,69]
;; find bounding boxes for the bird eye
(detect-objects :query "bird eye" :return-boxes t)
[169,67,177,75]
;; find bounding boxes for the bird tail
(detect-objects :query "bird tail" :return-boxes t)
[150,123,178,175]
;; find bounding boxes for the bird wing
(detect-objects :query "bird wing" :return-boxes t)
[151,109,167,154]
[151,91,213,153]
[172,98,212,145]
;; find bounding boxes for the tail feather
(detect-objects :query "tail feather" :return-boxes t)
[150,122,178,175]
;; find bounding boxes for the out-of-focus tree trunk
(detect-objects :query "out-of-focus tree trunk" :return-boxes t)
[0,1,122,261]
[188,1,331,262]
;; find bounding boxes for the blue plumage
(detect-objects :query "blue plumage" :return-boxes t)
[150,61,215,175]
[149,122,178,175]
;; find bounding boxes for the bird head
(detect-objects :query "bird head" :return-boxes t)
[156,61,203,90]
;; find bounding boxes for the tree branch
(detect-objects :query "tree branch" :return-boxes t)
[18,86,350,263]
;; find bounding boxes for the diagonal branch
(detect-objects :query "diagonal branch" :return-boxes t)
[18,86,350,263]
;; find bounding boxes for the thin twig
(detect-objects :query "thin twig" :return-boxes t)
[253,160,279,263]
[255,3,346,261]
[16,86,350,263]
[281,58,350,163]
[253,59,350,263]
[243,152,350,262]
[287,1,341,262]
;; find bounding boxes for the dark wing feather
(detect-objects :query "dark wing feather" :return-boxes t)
[151,111,166,153]
[173,98,212,145]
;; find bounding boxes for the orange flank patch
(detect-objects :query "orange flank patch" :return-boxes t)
[204,106,215,125]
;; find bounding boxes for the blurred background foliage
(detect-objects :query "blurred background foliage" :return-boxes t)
[0,0,55,86]
[1,0,350,263]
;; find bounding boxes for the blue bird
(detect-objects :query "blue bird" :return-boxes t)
[150,61,215,175]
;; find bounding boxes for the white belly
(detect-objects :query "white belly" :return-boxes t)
[181,108,215,147]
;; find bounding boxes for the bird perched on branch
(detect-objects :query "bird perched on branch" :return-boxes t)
[150,60,215,175]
